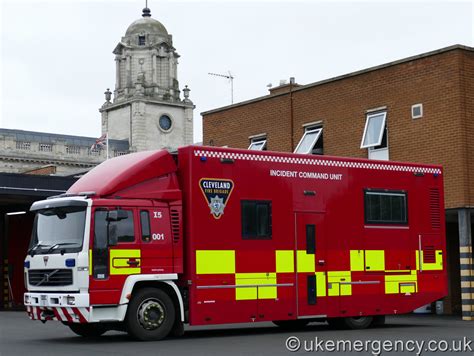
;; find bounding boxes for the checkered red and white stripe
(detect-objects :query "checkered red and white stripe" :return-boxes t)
[194,150,442,175]
[26,306,90,323]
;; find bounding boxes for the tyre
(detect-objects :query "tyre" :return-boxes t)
[273,320,309,329]
[125,288,175,341]
[68,323,107,337]
[343,316,374,329]
[327,316,373,330]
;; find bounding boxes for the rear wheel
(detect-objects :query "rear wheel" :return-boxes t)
[327,316,373,330]
[67,323,107,337]
[125,288,175,341]
[273,320,309,329]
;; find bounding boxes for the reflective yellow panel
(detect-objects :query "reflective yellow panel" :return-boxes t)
[276,250,294,273]
[296,251,315,273]
[196,250,235,274]
[365,250,385,271]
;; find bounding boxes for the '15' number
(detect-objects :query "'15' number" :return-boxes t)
[153,211,162,219]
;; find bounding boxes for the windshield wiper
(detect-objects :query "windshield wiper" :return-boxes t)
[27,243,50,257]
[44,242,81,255]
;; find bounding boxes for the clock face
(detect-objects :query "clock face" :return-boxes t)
[159,115,172,131]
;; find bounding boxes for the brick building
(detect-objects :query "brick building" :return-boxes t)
[202,44,474,319]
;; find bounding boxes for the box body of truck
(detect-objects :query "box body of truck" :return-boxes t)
[178,147,446,325]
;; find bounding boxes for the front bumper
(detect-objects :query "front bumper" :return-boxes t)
[24,292,90,323]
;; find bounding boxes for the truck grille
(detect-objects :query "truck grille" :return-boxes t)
[28,269,73,287]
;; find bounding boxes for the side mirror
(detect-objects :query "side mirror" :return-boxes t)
[108,223,118,246]
[107,209,128,222]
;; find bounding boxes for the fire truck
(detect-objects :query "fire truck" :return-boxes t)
[24,146,447,340]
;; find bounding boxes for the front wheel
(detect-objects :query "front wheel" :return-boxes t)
[125,288,175,341]
[67,323,107,337]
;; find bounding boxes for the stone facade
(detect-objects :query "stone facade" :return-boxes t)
[0,129,129,175]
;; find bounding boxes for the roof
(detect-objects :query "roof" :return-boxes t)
[126,18,168,37]
[201,44,474,116]
[67,150,177,197]
[0,128,129,151]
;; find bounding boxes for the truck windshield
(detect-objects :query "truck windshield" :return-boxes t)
[29,206,86,255]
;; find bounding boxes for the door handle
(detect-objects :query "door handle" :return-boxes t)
[318,260,326,266]
[127,260,140,266]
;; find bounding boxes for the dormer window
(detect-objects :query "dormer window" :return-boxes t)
[138,35,146,46]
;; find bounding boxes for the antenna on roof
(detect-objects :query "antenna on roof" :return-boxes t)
[208,71,235,104]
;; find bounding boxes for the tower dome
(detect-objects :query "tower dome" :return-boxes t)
[125,7,169,37]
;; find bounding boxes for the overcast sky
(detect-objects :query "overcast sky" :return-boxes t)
[1,0,473,143]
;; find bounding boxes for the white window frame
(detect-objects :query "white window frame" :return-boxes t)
[248,138,267,151]
[360,112,387,149]
[411,104,423,119]
[294,127,323,154]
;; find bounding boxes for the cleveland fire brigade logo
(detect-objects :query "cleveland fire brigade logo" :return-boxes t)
[199,178,234,219]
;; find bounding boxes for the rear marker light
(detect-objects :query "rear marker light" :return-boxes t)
[126,293,132,300]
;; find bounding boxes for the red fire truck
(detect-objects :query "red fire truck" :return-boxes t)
[24,146,447,340]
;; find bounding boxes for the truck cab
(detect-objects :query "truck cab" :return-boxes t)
[24,150,184,340]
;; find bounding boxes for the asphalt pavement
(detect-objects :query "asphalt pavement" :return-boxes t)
[0,312,473,356]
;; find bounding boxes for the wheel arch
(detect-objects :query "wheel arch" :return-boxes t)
[120,274,184,322]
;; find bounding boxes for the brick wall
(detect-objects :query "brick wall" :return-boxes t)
[203,47,473,209]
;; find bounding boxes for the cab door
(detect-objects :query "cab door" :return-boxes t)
[138,207,173,274]
[295,212,328,317]
[90,208,140,305]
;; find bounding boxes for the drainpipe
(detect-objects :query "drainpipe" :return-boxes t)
[289,77,295,151]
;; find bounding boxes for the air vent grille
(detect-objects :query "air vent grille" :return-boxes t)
[429,188,441,229]
[28,269,73,287]
[423,246,436,263]
[170,209,181,242]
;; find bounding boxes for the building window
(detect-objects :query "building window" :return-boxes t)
[411,104,423,119]
[361,112,387,149]
[16,141,31,150]
[138,35,146,46]
[241,200,272,239]
[38,143,53,152]
[294,126,323,154]
[114,150,128,157]
[248,136,267,150]
[364,190,408,225]
[159,115,172,131]
[66,145,81,155]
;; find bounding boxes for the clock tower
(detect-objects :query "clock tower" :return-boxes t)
[99,6,194,153]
